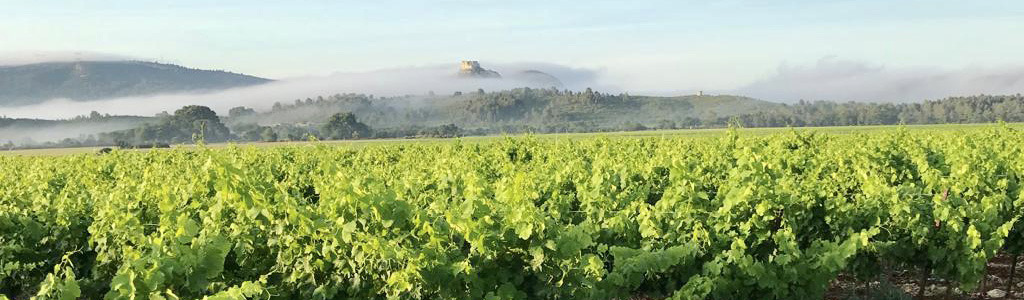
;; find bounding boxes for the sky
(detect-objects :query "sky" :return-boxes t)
[2,0,1024,101]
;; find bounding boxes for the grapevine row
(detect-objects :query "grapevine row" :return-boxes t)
[2,126,1023,299]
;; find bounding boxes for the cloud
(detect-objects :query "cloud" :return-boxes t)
[0,62,606,119]
[736,57,1024,103]
[0,51,137,66]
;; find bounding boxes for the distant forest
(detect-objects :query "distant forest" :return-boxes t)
[236,89,1024,129]
[3,88,1024,149]
[732,94,1024,127]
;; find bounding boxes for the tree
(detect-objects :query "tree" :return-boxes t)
[239,125,263,141]
[321,112,370,140]
[173,105,231,142]
[260,127,278,142]
[228,106,256,118]
[656,119,676,130]
[420,124,461,138]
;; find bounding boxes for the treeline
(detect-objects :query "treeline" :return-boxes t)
[5,89,1024,150]
[728,94,1024,127]
[7,106,462,149]
[0,111,149,128]
[236,89,1024,132]
[226,88,770,134]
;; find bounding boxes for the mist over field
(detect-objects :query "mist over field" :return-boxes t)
[5,56,1024,121]
[736,57,1024,103]
[0,120,145,145]
[1,55,1023,147]
[0,62,609,119]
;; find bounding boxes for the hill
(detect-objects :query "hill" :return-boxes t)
[223,91,1024,141]
[0,61,271,106]
[228,88,783,133]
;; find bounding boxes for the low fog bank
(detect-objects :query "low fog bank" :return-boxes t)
[0,120,146,145]
[738,57,1024,103]
[0,62,609,119]
[6,56,1023,121]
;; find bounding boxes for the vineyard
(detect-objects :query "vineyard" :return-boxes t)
[3,126,1024,300]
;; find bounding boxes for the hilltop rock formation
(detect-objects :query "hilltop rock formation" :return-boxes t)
[458,61,501,78]
[456,61,564,88]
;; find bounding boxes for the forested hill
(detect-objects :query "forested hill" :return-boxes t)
[0,61,271,106]
[229,89,1024,133]
[229,88,783,132]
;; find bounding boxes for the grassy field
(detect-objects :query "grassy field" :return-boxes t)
[3,122,1020,156]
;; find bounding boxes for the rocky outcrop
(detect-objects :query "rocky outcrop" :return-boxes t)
[458,61,501,78]
[456,61,563,88]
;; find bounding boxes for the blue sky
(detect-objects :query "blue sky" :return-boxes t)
[3,0,1024,94]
